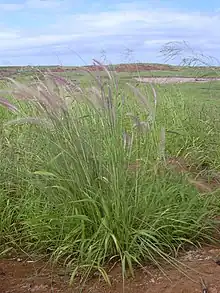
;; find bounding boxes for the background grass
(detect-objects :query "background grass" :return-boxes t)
[0,66,220,282]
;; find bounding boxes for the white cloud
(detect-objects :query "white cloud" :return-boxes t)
[0,5,220,64]
[0,0,64,12]
[26,0,62,9]
[0,3,23,11]
[0,33,80,51]
[0,31,20,39]
[47,9,220,40]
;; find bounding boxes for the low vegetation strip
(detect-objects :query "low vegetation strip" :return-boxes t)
[0,63,220,284]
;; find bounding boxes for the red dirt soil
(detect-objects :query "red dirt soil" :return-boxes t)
[1,246,220,293]
[72,63,175,73]
[0,63,175,77]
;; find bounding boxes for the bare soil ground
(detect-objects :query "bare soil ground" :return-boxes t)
[0,63,175,78]
[1,246,220,293]
[135,77,220,84]
[72,63,175,73]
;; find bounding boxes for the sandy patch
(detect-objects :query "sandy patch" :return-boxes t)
[135,77,220,84]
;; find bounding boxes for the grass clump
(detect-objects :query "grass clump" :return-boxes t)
[0,61,219,282]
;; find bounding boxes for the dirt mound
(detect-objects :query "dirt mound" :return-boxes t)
[116,63,174,72]
[78,63,174,73]
[25,63,174,73]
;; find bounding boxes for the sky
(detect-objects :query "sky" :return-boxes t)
[0,0,220,66]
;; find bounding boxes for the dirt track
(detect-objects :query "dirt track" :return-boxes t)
[135,77,220,84]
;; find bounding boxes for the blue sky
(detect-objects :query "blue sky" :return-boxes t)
[0,0,220,66]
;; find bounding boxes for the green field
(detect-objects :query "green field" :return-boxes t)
[1,67,220,282]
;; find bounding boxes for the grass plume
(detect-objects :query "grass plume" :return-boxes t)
[0,62,219,284]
